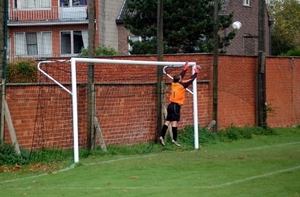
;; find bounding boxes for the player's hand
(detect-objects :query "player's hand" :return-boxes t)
[194,67,199,73]
[183,62,189,71]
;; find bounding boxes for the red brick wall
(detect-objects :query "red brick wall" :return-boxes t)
[117,24,131,55]
[266,57,300,127]
[218,55,257,127]
[3,54,300,150]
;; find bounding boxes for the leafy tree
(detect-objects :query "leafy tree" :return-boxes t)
[123,0,236,54]
[280,47,300,56]
[268,0,300,56]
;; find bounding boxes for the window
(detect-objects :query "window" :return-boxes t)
[60,0,87,7]
[14,0,51,9]
[60,30,88,55]
[243,36,257,55]
[26,33,38,55]
[15,32,52,57]
[243,0,250,6]
[128,36,141,53]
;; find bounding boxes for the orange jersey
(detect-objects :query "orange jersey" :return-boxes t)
[169,70,197,105]
[170,83,186,105]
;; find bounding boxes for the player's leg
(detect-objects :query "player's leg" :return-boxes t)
[160,120,170,142]
[171,104,181,146]
[159,103,174,146]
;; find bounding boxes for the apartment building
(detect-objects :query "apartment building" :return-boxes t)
[7,0,90,60]
[7,0,125,60]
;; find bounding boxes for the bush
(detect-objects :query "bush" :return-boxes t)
[6,59,38,83]
[280,47,300,56]
[79,45,119,57]
[218,127,240,142]
[0,143,29,165]
[180,125,219,145]
[180,125,277,145]
[218,126,252,142]
[217,125,277,142]
[0,142,75,166]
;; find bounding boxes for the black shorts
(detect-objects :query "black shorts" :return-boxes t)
[166,102,181,122]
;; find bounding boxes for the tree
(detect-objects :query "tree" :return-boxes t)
[123,0,235,54]
[268,0,300,56]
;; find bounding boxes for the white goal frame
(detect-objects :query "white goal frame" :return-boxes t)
[38,57,199,163]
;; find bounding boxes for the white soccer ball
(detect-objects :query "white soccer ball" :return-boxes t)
[232,21,242,30]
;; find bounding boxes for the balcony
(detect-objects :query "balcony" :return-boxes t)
[8,6,88,26]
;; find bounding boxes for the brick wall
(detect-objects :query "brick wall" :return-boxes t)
[3,54,300,150]
[266,57,300,126]
[117,24,131,55]
[218,55,257,127]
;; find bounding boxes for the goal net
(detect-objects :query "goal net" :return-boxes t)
[36,58,199,163]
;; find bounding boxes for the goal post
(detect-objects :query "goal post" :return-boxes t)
[38,57,199,163]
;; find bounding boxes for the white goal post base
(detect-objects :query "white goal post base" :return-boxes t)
[38,57,199,163]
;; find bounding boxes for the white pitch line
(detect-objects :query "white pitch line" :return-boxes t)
[1,141,299,185]
[3,165,300,190]
[0,154,163,184]
[240,141,300,151]
[215,165,300,188]
[1,165,300,189]
[0,164,75,183]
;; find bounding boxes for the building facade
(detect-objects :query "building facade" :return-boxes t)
[7,0,91,60]
[223,0,271,55]
[7,0,125,60]
[7,0,271,60]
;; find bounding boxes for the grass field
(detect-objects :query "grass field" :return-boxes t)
[1,128,300,197]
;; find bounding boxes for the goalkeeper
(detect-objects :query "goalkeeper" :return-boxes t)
[159,62,200,147]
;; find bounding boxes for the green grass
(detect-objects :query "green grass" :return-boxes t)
[0,128,300,197]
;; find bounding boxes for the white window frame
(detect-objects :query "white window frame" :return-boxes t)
[243,0,250,6]
[60,30,88,56]
[60,0,88,7]
[14,0,51,9]
[14,32,52,57]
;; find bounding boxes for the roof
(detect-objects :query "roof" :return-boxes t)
[116,0,127,24]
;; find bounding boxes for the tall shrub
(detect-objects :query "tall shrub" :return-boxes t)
[6,59,38,83]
